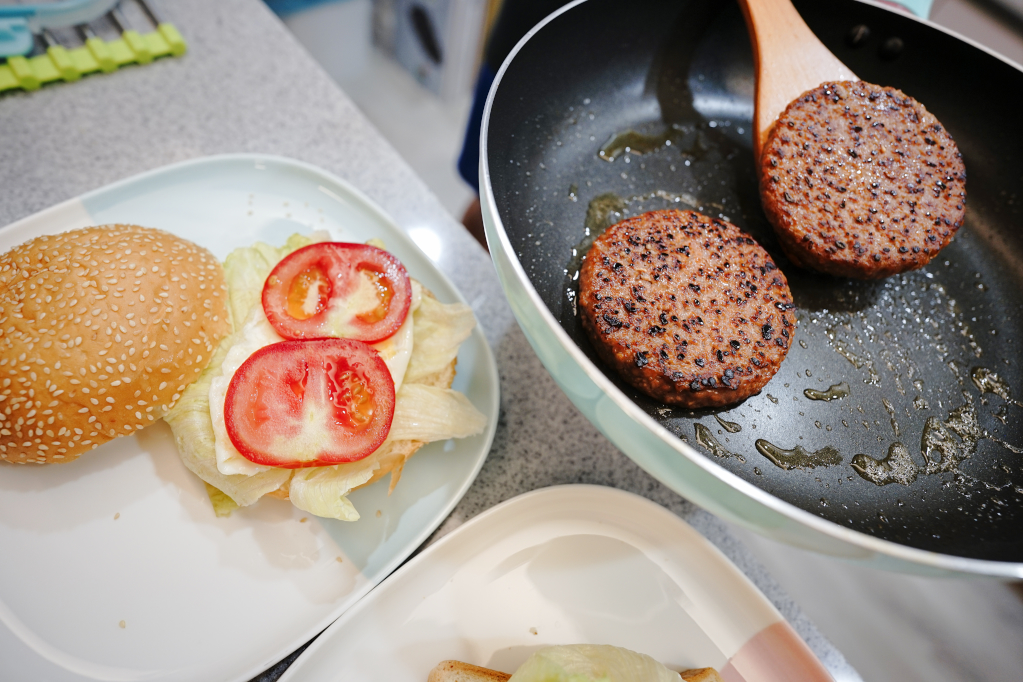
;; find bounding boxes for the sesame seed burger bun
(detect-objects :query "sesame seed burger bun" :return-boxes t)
[0,224,231,465]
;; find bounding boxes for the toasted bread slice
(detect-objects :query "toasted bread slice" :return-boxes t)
[428,660,512,682]
[425,660,723,682]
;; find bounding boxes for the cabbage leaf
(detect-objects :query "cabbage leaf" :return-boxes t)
[508,645,681,682]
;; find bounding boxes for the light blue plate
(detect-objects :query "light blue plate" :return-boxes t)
[0,154,500,681]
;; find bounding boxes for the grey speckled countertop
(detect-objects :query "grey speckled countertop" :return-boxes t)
[0,1,858,680]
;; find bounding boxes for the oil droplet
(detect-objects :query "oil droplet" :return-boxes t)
[753,467,762,476]
[585,192,627,232]
[882,397,900,437]
[851,442,918,486]
[755,439,842,470]
[971,367,1020,406]
[714,415,741,433]
[765,394,779,404]
[799,339,808,349]
[829,339,882,386]
[819,498,828,507]
[119,620,126,629]
[568,183,578,202]
[803,382,850,401]
[694,423,746,462]
[921,399,980,474]
[988,436,1023,454]
[599,127,679,161]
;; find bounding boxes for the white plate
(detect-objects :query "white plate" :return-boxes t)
[0,155,500,682]
[279,485,833,682]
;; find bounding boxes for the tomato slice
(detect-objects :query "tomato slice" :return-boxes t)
[224,338,395,468]
[262,242,412,343]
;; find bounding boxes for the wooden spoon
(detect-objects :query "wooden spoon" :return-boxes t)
[737,0,859,160]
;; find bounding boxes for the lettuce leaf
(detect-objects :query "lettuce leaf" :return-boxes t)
[288,458,380,521]
[204,483,240,518]
[405,293,476,384]
[389,384,487,442]
[508,645,681,682]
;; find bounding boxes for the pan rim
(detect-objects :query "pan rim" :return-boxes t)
[480,0,1023,577]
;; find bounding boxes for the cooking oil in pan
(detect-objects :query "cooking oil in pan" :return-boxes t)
[694,423,745,462]
[851,442,918,486]
[714,415,741,433]
[598,125,690,162]
[971,366,1021,424]
[882,398,901,438]
[755,440,842,470]
[803,382,850,402]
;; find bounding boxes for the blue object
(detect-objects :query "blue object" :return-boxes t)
[0,0,121,57]
[0,18,32,58]
[457,62,495,192]
[892,0,934,18]
[263,0,340,17]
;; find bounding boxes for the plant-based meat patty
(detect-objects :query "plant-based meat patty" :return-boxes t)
[760,81,966,279]
[579,209,795,408]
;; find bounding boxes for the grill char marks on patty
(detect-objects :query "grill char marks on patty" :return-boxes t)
[760,81,966,279]
[578,209,795,408]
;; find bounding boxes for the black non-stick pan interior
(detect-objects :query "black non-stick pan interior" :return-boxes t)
[487,0,1023,562]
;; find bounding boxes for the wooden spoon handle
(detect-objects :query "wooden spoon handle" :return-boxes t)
[737,0,858,159]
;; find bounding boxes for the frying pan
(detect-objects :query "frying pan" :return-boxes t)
[481,0,1023,576]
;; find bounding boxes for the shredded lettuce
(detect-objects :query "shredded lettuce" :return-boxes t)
[405,293,476,384]
[389,384,487,442]
[163,233,487,521]
[204,483,240,518]
[508,645,681,682]
[289,458,380,521]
